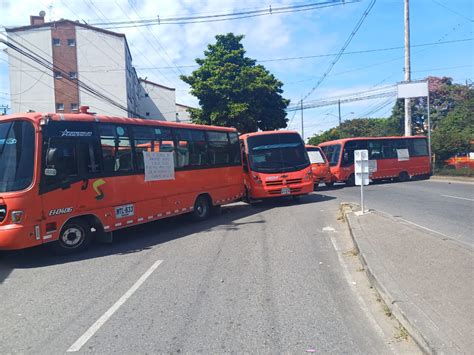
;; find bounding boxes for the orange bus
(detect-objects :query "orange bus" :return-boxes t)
[319,136,431,185]
[444,141,474,170]
[305,145,331,187]
[0,109,244,254]
[240,131,313,201]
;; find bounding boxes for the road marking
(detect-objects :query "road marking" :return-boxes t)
[441,194,474,202]
[67,260,163,352]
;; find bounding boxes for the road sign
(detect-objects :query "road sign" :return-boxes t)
[355,149,369,214]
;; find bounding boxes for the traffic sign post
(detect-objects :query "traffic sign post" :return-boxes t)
[354,150,369,214]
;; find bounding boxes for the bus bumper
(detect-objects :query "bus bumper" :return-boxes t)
[251,182,313,199]
[0,224,40,250]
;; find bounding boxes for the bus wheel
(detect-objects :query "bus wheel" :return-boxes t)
[192,195,211,221]
[52,219,92,255]
[346,174,355,186]
[398,171,410,182]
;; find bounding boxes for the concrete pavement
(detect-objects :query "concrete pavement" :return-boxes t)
[344,205,474,354]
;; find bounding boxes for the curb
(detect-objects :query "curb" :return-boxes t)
[342,206,434,355]
[430,175,474,184]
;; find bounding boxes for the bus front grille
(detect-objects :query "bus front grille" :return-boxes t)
[266,180,283,186]
[0,205,6,223]
[286,178,303,185]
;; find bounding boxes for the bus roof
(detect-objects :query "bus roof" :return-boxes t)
[240,130,300,139]
[318,136,428,146]
[0,111,237,132]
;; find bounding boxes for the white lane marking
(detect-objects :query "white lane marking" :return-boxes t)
[67,260,163,352]
[441,194,474,202]
[322,226,336,232]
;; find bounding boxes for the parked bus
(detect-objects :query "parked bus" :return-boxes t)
[305,145,331,187]
[0,108,244,254]
[319,136,431,185]
[240,131,313,200]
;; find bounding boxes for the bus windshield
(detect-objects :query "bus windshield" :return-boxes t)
[0,120,35,192]
[321,144,341,167]
[247,133,309,173]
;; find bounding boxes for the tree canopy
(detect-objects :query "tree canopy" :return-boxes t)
[180,33,289,133]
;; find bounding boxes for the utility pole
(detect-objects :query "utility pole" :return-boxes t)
[338,99,342,135]
[404,0,412,136]
[300,98,304,141]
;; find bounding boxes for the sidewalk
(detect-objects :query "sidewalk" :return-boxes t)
[344,206,474,354]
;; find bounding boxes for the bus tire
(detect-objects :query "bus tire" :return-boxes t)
[192,195,211,221]
[51,218,92,255]
[398,171,410,182]
[346,174,355,186]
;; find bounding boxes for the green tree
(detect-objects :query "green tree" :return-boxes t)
[180,33,289,133]
[431,87,474,165]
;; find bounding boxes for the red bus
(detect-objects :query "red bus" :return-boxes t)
[319,136,431,185]
[305,145,331,187]
[240,131,313,200]
[0,109,244,254]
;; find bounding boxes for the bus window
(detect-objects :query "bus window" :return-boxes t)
[173,129,208,168]
[322,144,341,167]
[99,124,133,173]
[229,132,241,165]
[44,139,78,186]
[133,126,155,171]
[207,131,230,166]
[410,138,428,156]
[368,140,383,160]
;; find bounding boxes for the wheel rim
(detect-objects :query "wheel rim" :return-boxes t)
[61,226,84,248]
[196,200,207,217]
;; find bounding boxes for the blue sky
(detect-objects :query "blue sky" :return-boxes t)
[0,0,472,139]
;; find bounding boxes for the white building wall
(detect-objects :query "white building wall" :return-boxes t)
[7,28,55,113]
[138,81,176,121]
[176,104,192,122]
[76,27,128,117]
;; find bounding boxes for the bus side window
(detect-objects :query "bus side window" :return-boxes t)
[229,133,241,165]
[240,141,249,172]
[99,124,133,173]
[44,139,78,185]
[207,131,230,166]
[133,125,156,171]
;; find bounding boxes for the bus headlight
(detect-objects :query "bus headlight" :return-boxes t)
[252,175,263,184]
[11,211,24,224]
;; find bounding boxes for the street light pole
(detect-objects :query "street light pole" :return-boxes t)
[404,0,412,136]
[338,99,342,137]
[301,98,304,141]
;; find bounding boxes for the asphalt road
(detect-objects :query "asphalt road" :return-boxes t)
[3,177,465,353]
[0,192,414,354]
[319,179,474,246]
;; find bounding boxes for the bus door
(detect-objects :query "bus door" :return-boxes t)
[39,123,101,239]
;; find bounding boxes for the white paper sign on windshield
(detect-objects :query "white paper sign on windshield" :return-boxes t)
[143,151,175,182]
[308,151,325,164]
[469,152,474,160]
[397,149,409,161]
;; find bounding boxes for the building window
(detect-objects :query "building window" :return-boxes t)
[69,71,77,79]
[144,93,149,97]
[71,103,79,111]
[145,112,150,116]
[54,71,62,79]
[56,103,64,111]
[67,39,76,47]
[52,38,60,46]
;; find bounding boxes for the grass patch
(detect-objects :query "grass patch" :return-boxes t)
[343,248,359,257]
[395,325,410,341]
[434,167,474,177]
[383,304,392,318]
[356,267,365,272]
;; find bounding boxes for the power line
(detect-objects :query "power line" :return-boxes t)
[87,1,355,29]
[430,0,473,23]
[301,0,377,102]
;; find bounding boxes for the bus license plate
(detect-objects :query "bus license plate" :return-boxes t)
[281,187,291,195]
[115,204,135,219]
